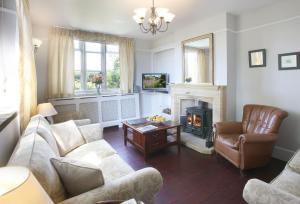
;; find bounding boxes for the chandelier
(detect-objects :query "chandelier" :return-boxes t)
[133,0,175,35]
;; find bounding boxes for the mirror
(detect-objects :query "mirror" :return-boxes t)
[182,33,214,84]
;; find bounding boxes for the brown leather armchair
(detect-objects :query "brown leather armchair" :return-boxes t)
[214,104,288,170]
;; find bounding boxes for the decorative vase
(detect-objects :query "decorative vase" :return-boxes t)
[95,84,101,95]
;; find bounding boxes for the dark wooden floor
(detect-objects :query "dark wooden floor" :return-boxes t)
[103,127,286,204]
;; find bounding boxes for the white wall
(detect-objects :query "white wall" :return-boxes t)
[235,0,300,161]
[149,13,237,120]
[0,0,18,109]
[32,24,49,103]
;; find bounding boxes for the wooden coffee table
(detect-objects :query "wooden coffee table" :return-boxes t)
[122,120,181,160]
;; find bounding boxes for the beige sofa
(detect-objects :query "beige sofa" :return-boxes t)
[243,150,300,204]
[8,115,163,204]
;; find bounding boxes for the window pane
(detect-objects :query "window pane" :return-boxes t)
[85,42,101,52]
[106,52,120,88]
[74,40,80,49]
[86,53,101,71]
[86,71,101,90]
[107,44,119,53]
[86,52,101,90]
[75,51,81,70]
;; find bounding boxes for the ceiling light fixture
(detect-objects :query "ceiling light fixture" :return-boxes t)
[133,0,175,35]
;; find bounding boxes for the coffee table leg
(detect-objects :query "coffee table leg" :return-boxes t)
[177,126,181,153]
[123,125,127,146]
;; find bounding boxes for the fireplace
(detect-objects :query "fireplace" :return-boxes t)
[180,102,213,147]
[170,83,226,154]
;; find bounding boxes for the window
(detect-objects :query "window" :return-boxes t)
[74,40,120,92]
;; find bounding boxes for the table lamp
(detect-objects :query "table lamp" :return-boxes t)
[37,103,58,124]
[0,166,54,204]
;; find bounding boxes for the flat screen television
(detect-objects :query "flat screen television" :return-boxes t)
[142,73,168,91]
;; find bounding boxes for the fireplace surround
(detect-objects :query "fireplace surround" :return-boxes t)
[170,83,226,154]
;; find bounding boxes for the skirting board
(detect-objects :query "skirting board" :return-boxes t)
[272,146,296,161]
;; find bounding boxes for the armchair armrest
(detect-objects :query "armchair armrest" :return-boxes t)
[78,123,103,143]
[57,167,163,204]
[214,122,243,135]
[239,133,278,169]
[74,119,92,126]
[239,133,277,144]
[243,179,300,204]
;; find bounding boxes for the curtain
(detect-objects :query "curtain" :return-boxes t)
[185,47,208,83]
[16,0,37,131]
[198,49,207,83]
[48,27,74,98]
[119,39,134,93]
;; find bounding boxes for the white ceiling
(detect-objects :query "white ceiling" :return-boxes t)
[29,0,280,39]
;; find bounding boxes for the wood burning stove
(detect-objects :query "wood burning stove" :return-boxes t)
[180,102,213,147]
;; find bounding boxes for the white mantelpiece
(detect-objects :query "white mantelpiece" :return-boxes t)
[170,83,226,124]
[170,83,226,154]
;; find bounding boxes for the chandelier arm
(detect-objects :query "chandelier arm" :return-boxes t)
[158,22,169,32]
[139,23,150,33]
[157,18,163,30]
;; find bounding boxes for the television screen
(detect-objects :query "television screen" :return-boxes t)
[142,73,167,90]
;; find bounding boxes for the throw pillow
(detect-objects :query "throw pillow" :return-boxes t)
[50,157,104,196]
[51,120,85,156]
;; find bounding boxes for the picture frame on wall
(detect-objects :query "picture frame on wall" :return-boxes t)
[278,52,300,70]
[248,49,266,68]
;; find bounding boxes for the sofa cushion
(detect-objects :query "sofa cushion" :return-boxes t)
[24,114,60,155]
[65,140,117,164]
[288,149,300,174]
[51,120,85,156]
[216,134,240,149]
[8,133,66,203]
[98,154,135,182]
[51,157,104,197]
[271,168,300,197]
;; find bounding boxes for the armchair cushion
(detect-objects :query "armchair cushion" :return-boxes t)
[24,114,60,156]
[51,157,104,197]
[79,123,103,143]
[51,120,85,156]
[65,140,117,164]
[74,119,92,126]
[216,134,240,149]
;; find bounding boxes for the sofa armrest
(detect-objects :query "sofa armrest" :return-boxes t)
[57,167,163,204]
[243,179,300,204]
[78,123,103,143]
[74,119,92,126]
[214,122,243,135]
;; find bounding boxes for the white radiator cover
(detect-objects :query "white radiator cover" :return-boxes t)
[49,93,140,127]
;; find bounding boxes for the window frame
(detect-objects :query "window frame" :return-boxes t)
[74,40,120,94]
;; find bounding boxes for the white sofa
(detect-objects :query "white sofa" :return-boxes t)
[243,150,300,204]
[8,115,163,204]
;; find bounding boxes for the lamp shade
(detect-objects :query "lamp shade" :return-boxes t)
[0,166,54,204]
[37,103,58,117]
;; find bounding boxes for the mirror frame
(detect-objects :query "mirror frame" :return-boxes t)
[182,33,214,85]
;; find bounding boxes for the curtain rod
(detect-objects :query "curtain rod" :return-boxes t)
[53,25,133,39]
